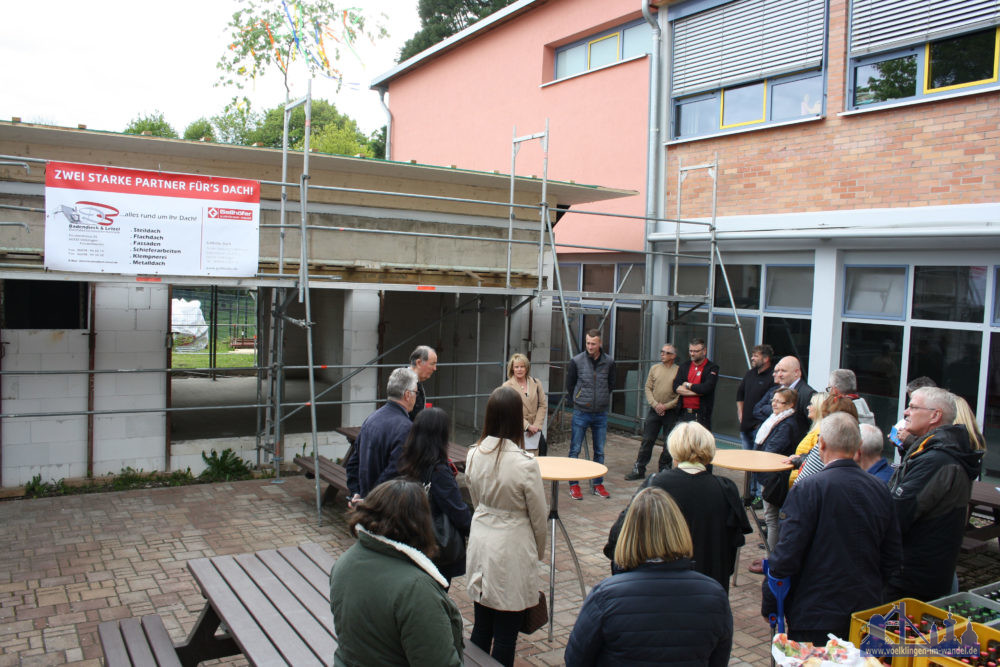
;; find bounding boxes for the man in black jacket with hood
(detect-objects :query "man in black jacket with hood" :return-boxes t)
[887,387,982,601]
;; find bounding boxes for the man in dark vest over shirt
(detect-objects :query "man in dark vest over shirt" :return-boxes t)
[566,329,615,500]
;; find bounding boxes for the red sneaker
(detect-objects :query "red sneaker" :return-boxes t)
[569,484,583,500]
[592,484,610,498]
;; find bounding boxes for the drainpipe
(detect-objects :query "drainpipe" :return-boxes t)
[640,0,663,363]
[87,284,96,478]
[377,88,392,161]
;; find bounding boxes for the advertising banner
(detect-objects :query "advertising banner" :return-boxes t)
[44,161,260,277]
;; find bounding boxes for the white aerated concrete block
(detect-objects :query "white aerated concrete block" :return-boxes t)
[96,284,129,309]
[128,286,151,310]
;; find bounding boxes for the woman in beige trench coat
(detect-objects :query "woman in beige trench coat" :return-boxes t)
[465,386,548,667]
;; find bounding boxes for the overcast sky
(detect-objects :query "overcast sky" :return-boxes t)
[0,0,420,136]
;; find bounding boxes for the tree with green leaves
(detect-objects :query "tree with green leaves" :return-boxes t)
[399,0,516,62]
[367,126,386,160]
[183,118,217,142]
[123,111,178,138]
[211,105,263,145]
[218,0,387,106]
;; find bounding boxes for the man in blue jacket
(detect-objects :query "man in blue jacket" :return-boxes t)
[345,367,418,503]
[762,412,901,645]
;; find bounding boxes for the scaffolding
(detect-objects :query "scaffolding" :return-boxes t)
[0,116,738,523]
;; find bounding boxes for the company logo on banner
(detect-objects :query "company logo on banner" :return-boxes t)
[44,161,261,277]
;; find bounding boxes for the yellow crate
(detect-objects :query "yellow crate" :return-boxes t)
[851,598,970,667]
[911,621,1000,667]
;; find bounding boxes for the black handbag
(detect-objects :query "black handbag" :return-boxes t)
[431,507,465,566]
[423,472,465,567]
[761,469,791,507]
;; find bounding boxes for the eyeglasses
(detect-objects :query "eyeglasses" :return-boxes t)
[906,404,936,412]
[660,350,675,355]
[689,348,704,354]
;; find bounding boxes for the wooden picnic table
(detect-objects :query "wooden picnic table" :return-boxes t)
[182,542,498,666]
[965,480,1000,551]
[182,543,336,666]
[335,425,469,472]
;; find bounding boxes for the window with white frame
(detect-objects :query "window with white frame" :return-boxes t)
[554,20,653,80]
[670,0,827,139]
[848,0,1000,109]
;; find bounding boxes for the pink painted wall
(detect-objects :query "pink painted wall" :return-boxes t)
[385,0,653,253]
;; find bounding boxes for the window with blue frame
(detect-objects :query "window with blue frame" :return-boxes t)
[554,20,653,80]
[848,0,1000,109]
[669,0,827,139]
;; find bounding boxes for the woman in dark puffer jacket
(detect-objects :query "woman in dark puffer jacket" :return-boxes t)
[565,487,732,667]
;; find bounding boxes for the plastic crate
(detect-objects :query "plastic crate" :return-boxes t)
[851,598,970,667]
[911,621,1000,667]
[971,580,1000,602]
[930,592,1000,628]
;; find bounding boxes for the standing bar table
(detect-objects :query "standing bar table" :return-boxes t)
[711,449,792,587]
[534,456,608,641]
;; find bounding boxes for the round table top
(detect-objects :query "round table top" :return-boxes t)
[535,456,608,481]
[712,449,793,473]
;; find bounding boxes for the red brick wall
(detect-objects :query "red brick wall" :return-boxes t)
[665,0,1000,220]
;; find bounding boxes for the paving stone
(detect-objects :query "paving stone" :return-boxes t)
[1,431,998,665]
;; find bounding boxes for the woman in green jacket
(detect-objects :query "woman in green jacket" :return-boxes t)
[330,478,464,666]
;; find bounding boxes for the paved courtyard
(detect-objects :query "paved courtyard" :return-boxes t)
[1,431,998,666]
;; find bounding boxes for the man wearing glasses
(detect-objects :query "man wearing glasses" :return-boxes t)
[408,345,438,420]
[625,343,681,480]
[673,338,720,431]
[345,367,419,504]
[886,387,982,601]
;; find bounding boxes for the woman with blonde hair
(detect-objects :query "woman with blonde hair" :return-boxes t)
[569,487,733,665]
[784,391,828,486]
[465,386,548,666]
[502,352,548,455]
[604,421,750,591]
[954,395,986,452]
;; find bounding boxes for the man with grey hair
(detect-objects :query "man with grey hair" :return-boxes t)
[857,423,892,483]
[408,345,438,420]
[762,412,901,645]
[345,367,419,503]
[827,369,876,426]
[886,387,981,601]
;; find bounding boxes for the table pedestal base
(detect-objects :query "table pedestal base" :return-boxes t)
[547,479,587,641]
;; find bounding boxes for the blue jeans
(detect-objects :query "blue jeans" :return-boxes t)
[569,410,606,486]
[740,429,762,497]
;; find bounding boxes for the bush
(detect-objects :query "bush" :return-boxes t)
[200,448,254,482]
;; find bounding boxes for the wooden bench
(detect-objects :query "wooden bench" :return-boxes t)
[336,425,470,472]
[99,614,182,666]
[295,450,351,505]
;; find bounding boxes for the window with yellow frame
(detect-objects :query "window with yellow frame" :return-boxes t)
[721,82,767,129]
[924,27,1000,94]
[553,20,652,81]
[851,27,1000,108]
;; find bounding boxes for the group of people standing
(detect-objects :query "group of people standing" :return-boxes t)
[329,334,989,663]
[335,346,550,666]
